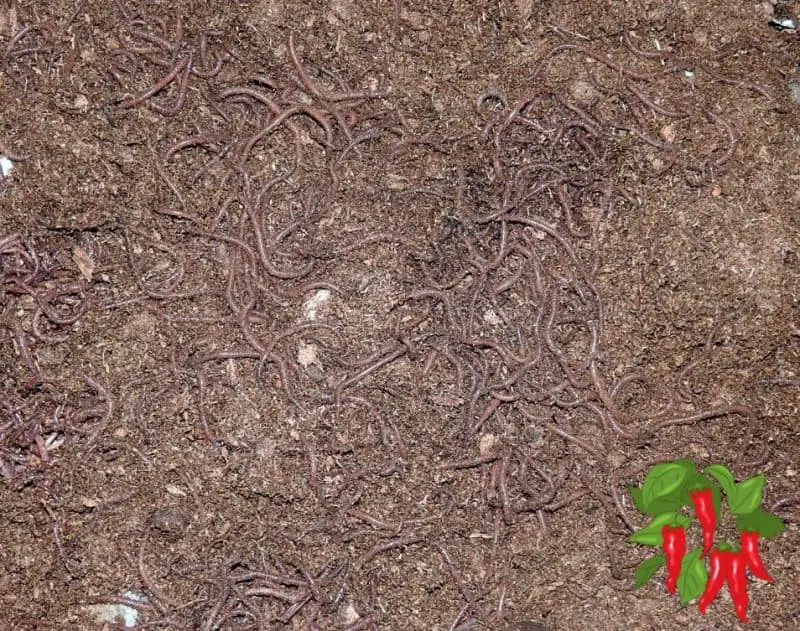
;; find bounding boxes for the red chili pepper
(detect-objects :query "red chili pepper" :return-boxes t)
[740,530,773,582]
[698,548,727,614]
[661,524,686,594]
[689,488,716,557]
[726,550,750,623]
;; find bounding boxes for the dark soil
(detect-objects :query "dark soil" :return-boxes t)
[1,1,799,630]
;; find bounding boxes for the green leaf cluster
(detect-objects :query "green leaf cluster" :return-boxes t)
[628,459,785,596]
[705,466,769,517]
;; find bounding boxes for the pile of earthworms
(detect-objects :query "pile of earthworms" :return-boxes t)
[0,231,113,488]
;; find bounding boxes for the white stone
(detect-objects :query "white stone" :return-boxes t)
[303,289,331,320]
[0,156,13,178]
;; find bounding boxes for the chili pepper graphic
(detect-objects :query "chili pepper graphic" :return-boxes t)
[698,548,727,614]
[727,550,750,623]
[741,530,773,582]
[689,488,716,557]
[660,524,686,594]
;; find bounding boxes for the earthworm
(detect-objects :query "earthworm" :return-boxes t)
[6,26,32,56]
[611,121,670,149]
[705,110,738,169]
[589,355,631,425]
[136,530,178,614]
[530,43,659,83]
[166,133,225,160]
[63,0,87,31]
[476,88,508,112]
[626,82,688,119]
[31,307,70,344]
[700,64,773,101]
[0,139,26,161]
[646,404,757,461]
[240,183,314,280]
[343,613,381,631]
[346,508,401,531]
[5,316,41,388]
[84,375,114,445]
[437,452,499,470]
[191,34,223,78]
[118,54,189,109]
[146,52,192,116]
[357,534,423,567]
[286,33,386,102]
[243,585,308,603]
[197,371,211,440]
[335,347,407,393]
[622,32,674,60]
[542,418,604,460]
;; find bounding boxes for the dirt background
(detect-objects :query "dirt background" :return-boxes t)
[1,0,799,629]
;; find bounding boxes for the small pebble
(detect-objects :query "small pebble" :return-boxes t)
[150,507,189,538]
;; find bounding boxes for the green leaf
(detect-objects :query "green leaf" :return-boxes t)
[628,512,690,546]
[672,459,698,475]
[635,553,665,589]
[677,547,708,605]
[736,509,786,538]
[704,464,737,504]
[639,489,686,516]
[628,486,646,512]
[641,463,691,511]
[731,474,765,515]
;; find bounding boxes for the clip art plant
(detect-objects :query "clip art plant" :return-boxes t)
[628,459,785,623]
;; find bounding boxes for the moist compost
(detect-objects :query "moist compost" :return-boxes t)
[1,1,799,629]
